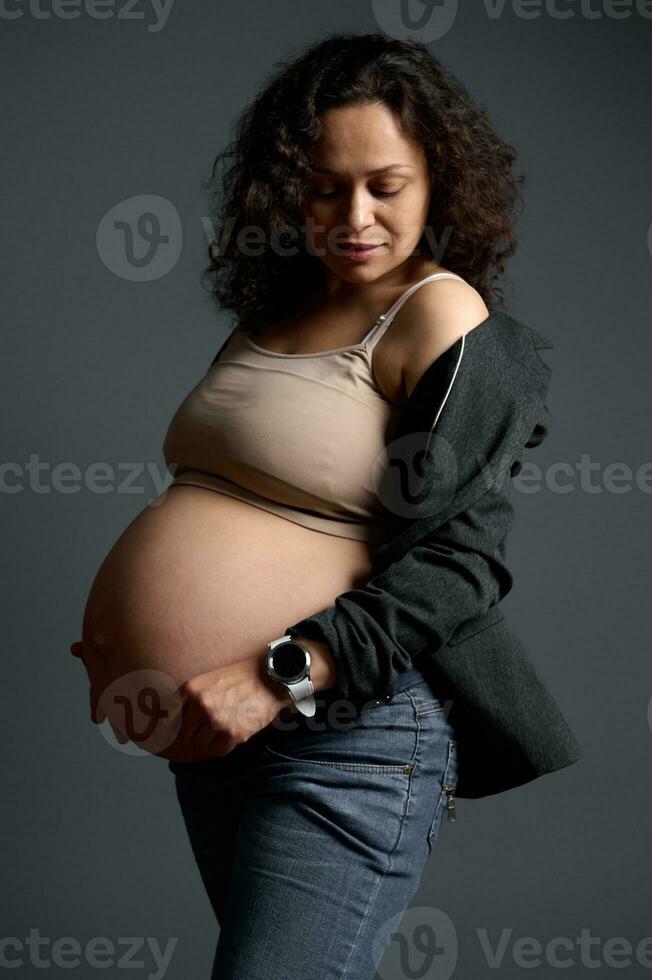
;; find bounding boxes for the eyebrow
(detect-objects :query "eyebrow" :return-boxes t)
[311,164,414,176]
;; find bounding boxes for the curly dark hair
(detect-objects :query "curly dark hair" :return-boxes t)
[201,32,525,334]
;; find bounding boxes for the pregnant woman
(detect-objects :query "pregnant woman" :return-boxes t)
[72,34,581,980]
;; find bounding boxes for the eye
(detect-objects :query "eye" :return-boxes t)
[310,188,402,200]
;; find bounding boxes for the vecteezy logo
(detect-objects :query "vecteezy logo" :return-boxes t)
[373,906,458,979]
[372,0,459,41]
[371,431,458,520]
[96,194,182,281]
[97,668,182,756]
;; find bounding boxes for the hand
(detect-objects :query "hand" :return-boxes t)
[70,640,105,724]
[162,655,294,761]
[69,640,129,744]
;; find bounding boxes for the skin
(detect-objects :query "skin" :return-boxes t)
[71,100,489,758]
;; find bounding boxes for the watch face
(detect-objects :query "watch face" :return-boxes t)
[272,641,307,682]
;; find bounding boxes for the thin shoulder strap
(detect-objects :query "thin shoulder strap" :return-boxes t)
[362,272,467,351]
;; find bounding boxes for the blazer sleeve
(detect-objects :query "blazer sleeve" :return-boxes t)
[286,480,515,709]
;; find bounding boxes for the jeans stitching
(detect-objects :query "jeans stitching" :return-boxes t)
[340,692,419,979]
[340,859,385,980]
[415,701,444,716]
[261,743,412,774]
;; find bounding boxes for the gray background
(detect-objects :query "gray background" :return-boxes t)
[2,2,651,978]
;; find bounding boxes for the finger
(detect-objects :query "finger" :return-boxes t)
[90,688,129,745]
[170,693,221,758]
[91,690,106,725]
[190,717,225,757]
[93,698,129,745]
[177,694,207,745]
[108,719,130,745]
[205,732,238,758]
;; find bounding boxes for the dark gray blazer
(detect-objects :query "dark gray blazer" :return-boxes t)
[210,311,582,799]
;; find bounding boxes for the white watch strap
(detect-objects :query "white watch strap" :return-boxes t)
[287,676,316,717]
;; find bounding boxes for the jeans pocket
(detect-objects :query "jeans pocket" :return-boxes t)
[261,742,414,775]
[401,676,454,719]
[427,737,459,854]
[414,696,446,716]
[260,692,418,775]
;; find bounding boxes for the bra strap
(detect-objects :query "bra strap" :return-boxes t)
[362,272,467,351]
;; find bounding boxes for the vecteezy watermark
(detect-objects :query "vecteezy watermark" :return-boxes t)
[0,929,178,978]
[95,192,455,282]
[96,668,184,756]
[270,695,457,735]
[374,906,458,980]
[4,452,652,511]
[96,195,183,281]
[203,215,453,263]
[371,0,652,41]
[510,455,652,495]
[0,0,176,32]
[371,435,652,520]
[76,644,456,752]
[477,927,652,970]
[372,910,652,979]
[372,0,461,41]
[0,455,173,502]
[372,431,460,520]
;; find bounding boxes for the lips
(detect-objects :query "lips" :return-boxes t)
[339,242,384,262]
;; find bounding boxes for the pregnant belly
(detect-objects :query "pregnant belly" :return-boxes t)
[81,485,376,759]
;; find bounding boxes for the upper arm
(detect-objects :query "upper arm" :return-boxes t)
[393,278,491,400]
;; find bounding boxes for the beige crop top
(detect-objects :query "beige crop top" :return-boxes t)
[162,272,466,545]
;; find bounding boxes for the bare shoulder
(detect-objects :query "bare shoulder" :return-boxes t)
[393,276,491,400]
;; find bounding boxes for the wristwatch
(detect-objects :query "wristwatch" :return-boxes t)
[266,633,316,717]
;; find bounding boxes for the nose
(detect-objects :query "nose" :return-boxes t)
[341,187,376,234]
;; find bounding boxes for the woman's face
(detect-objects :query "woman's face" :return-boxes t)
[304,101,433,289]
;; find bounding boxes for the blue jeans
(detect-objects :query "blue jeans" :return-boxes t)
[168,673,460,980]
